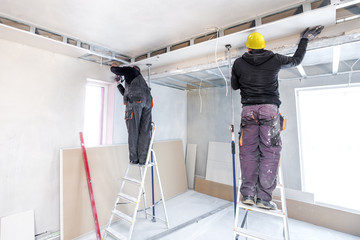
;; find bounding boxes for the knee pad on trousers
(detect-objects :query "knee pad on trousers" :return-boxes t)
[260,176,277,189]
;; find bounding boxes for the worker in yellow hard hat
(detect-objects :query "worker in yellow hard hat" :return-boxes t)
[231,26,323,210]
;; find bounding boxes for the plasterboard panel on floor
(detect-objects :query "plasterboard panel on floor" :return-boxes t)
[205,141,240,186]
[0,210,35,240]
[60,140,187,240]
[185,144,197,189]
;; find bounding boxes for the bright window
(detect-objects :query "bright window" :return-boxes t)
[83,81,108,146]
[296,84,360,212]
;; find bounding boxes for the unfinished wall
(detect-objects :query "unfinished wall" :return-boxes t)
[187,72,360,190]
[0,38,113,234]
[187,87,241,179]
[0,38,187,236]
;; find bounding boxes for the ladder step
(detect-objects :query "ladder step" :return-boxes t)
[234,227,282,240]
[122,176,142,185]
[142,162,155,167]
[237,202,285,218]
[105,227,127,240]
[118,193,137,203]
[113,210,133,223]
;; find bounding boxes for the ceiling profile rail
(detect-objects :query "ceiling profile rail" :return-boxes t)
[0,14,131,65]
[131,0,332,63]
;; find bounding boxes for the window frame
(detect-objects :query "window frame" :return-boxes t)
[84,78,114,146]
[295,83,360,213]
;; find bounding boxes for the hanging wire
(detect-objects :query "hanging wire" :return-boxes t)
[348,58,360,86]
[199,79,203,113]
[214,27,229,96]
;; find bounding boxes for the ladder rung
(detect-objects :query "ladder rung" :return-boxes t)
[234,227,282,240]
[237,202,285,218]
[105,227,127,240]
[123,176,142,185]
[143,162,155,167]
[118,193,137,203]
[113,210,133,223]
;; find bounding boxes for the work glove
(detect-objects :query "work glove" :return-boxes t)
[301,25,324,40]
[114,75,123,83]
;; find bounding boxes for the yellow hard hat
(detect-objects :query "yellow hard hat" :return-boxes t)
[246,32,266,49]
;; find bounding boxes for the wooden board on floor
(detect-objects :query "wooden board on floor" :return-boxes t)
[60,140,187,240]
[185,144,196,189]
[195,177,360,236]
[0,210,35,240]
[195,177,236,202]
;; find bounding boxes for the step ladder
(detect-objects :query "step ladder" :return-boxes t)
[233,161,290,240]
[103,123,170,240]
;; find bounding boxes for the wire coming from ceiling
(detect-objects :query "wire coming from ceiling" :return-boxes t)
[214,27,229,96]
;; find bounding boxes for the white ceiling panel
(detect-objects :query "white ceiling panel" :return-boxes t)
[0,0,307,57]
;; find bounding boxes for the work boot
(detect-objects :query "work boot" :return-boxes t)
[241,195,255,205]
[256,198,277,210]
[130,160,139,165]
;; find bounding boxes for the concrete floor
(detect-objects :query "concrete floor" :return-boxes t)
[76,190,360,240]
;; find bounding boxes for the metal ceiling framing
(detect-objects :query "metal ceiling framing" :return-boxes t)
[1,0,360,91]
[151,39,360,91]
[131,0,331,64]
[0,14,131,65]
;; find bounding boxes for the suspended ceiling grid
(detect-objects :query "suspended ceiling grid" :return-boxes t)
[0,0,360,91]
[150,38,360,91]
[0,0,324,57]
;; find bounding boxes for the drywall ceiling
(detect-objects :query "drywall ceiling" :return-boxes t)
[0,0,314,57]
[1,0,360,90]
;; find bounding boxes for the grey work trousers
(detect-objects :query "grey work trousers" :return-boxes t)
[125,95,152,164]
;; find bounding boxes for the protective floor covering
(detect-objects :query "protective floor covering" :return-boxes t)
[75,190,360,240]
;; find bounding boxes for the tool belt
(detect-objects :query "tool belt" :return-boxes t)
[123,96,142,105]
[241,113,286,131]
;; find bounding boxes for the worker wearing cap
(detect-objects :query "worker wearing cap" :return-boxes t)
[111,64,152,165]
[231,26,323,209]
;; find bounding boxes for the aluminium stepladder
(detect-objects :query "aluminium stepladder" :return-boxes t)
[103,123,170,240]
[233,161,290,240]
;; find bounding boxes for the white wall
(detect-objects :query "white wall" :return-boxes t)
[187,72,360,190]
[0,38,110,234]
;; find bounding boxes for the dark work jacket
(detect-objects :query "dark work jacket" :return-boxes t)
[110,66,151,103]
[110,66,140,96]
[231,38,309,107]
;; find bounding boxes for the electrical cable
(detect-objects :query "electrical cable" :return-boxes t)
[348,57,360,86]
[214,27,229,96]
[199,79,203,113]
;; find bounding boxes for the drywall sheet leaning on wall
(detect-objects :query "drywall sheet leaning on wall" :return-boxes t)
[205,141,240,186]
[60,140,187,240]
[0,210,35,240]
[185,144,197,189]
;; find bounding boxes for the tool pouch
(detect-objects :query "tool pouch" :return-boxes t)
[279,113,286,131]
[125,109,133,120]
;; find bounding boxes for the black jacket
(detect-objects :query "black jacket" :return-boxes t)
[110,66,140,96]
[231,38,308,107]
